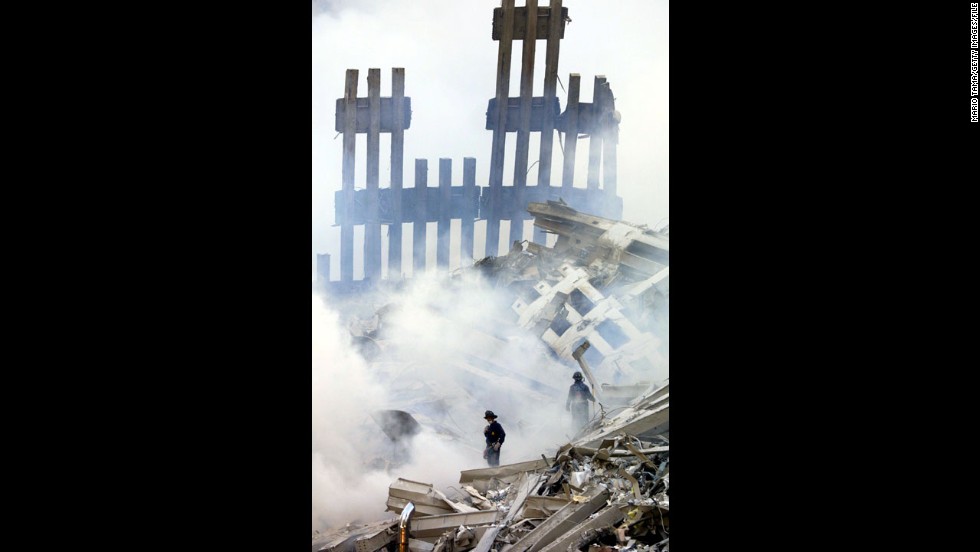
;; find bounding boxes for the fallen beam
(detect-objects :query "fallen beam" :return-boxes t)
[522,496,570,519]
[385,497,455,517]
[575,400,669,447]
[536,503,625,552]
[387,479,468,514]
[507,486,610,552]
[459,458,551,493]
[408,510,502,539]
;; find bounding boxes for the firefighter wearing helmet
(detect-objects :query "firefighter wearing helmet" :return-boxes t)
[566,372,596,429]
[482,410,506,467]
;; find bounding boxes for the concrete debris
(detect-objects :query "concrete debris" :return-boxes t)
[409,511,501,539]
[322,431,669,552]
[317,206,668,551]
[388,479,479,517]
[313,519,399,552]
[460,486,494,510]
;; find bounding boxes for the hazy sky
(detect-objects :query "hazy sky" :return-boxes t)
[312,0,668,279]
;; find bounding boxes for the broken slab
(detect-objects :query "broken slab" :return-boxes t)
[458,458,551,494]
[354,524,397,552]
[386,497,456,517]
[461,485,494,510]
[313,519,399,552]
[386,478,476,516]
[521,496,570,519]
[408,510,502,539]
[408,538,434,552]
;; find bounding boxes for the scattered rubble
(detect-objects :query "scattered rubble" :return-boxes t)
[314,432,668,552]
[315,204,668,551]
[465,200,668,389]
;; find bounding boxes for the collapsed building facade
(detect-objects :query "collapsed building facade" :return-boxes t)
[315,200,669,552]
[314,0,625,293]
[314,1,667,551]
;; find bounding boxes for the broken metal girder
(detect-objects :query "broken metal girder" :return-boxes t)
[535,503,626,552]
[576,400,669,448]
[572,445,669,458]
[507,486,610,552]
[526,201,668,275]
[408,510,502,539]
[470,472,538,552]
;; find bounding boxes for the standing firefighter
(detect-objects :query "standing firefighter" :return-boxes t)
[483,410,505,467]
[566,372,596,429]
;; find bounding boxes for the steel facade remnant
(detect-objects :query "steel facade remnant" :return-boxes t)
[321,1,627,289]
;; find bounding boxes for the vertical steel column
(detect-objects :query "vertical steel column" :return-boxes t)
[511,0,538,246]
[488,0,516,257]
[461,157,477,264]
[413,159,428,274]
[560,73,581,194]
[341,69,358,282]
[586,75,606,191]
[389,68,406,279]
[365,68,382,281]
[437,158,452,268]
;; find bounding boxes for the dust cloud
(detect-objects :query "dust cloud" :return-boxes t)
[313,273,580,533]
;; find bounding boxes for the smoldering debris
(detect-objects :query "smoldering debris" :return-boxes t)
[313,433,669,552]
[314,204,669,551]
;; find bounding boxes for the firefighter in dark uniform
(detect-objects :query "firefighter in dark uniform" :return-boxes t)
[566,372,596,429]
[483,410,506,467]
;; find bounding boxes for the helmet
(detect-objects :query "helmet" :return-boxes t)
[573,372,583,380]
[484,410,497,419]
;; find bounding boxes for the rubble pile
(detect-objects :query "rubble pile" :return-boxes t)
[312,432,668,552]
[474,201,669,387]
[313,204,669,552]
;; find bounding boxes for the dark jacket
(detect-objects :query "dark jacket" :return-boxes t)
[566,380,595,408]
[484,420,505,446]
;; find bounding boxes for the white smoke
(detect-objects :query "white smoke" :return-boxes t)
[312,271,588,533]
